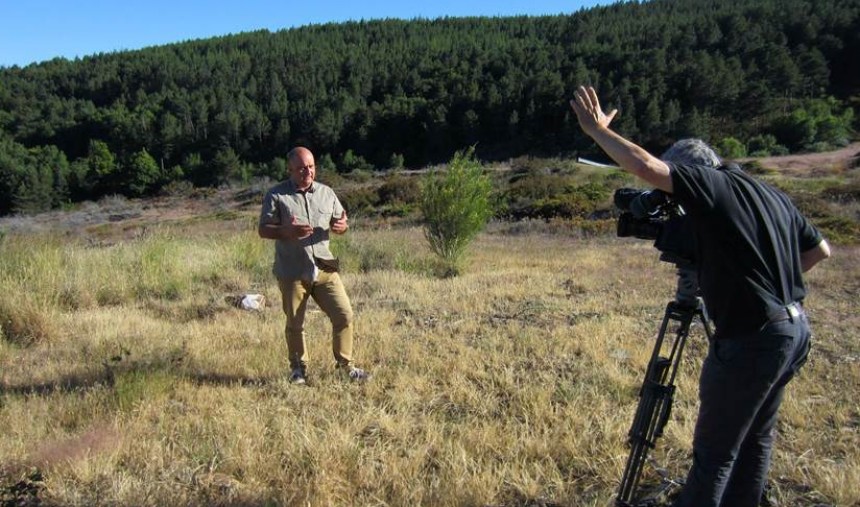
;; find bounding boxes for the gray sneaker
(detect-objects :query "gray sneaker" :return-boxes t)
[289,367,307,385]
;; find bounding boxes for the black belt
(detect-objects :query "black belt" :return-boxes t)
[766,302,804,324]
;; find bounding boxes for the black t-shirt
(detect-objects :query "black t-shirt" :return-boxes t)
[669,163,822,337]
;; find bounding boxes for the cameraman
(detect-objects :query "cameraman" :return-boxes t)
[569,86,830,507]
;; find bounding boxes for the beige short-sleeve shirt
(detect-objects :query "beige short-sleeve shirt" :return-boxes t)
[259,180,345,281]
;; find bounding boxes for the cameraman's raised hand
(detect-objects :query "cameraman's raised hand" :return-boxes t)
[569,86,617,136]
[568,85,672,192]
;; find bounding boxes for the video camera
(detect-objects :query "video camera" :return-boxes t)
[614,188,695,269]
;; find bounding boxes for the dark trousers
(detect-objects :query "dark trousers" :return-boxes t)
[674,312,811,507]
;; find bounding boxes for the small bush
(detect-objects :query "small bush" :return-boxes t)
[389,153,405,169]
[809,141,832,153]
[717,137,747,159]
[339,187,379,216]
[339,150,374,173]
[509,156,549,175]
[421,147,493,276]
[507,173,567,200]
[747,134,788,156]
[160,180,195,197]
[380,203,415,217]
[377,175,421,206]
[503,177,611,220]
[771,145,789,156]
[343,170,372,184]
[317,170,346,188]
[530,194,594,219]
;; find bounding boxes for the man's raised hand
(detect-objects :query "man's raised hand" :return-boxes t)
[569,85,618,136]
[288,215,313,240]
[330,210,348,234]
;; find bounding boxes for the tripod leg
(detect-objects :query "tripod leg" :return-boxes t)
[615,301,699,507]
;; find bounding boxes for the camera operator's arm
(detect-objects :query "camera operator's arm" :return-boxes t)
[570,86,673,193]
[801,239,831,272]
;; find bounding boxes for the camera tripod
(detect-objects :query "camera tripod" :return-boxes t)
[615,294,713,507]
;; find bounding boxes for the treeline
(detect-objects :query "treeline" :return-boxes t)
[1,0,858,215]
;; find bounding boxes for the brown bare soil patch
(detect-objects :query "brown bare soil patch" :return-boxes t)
[28,423,121,470]
[0,187,263,244]
[741,142,860,177]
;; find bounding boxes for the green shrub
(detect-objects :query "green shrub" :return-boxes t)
[316,169,346,188]
[339,149,374,173]
[317,153,337,173]
[770,97,854,151]
[378,175,421,206]
[160,180,195,197]
[338,187,379,216]
[716,137,747,159]
[532,195,593,218]
[389,153,405,169]
[810,142,831,153]
[509,156,548,175]
[421,147,493,276]
[507,173,567,199]
[503,177,611,220]
[504,173,576,219]
[747,134,779,156]
[576,180,612,203]
[380,203,415,217]
[343,169,372,184]
[770,144,790,156]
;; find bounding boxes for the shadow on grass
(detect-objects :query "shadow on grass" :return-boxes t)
[0,357,273,398]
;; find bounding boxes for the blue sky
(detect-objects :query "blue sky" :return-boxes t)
[1,0,613,68]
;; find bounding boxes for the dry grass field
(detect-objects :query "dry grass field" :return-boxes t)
[1,151,858,506]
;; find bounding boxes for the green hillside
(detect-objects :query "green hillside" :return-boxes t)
[1,0,858,214]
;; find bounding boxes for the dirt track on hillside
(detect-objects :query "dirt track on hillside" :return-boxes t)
[742,142,860,177]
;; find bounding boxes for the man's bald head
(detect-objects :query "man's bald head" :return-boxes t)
[287,146,316,190]
[288,146,313,165]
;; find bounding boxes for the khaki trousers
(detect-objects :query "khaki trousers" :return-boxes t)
[277,272,354,369]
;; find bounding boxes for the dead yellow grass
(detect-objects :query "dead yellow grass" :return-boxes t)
[1,223,857,506]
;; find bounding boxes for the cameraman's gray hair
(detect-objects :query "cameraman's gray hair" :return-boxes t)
[661,139,722,168]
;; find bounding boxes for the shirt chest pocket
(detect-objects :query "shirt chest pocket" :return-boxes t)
[280,200,306,223]
[311,202,334,227]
